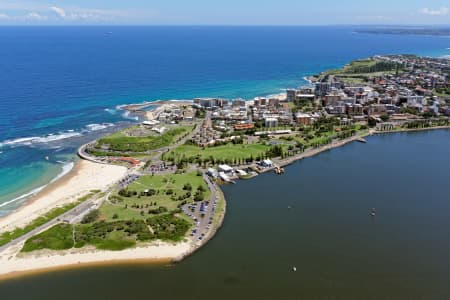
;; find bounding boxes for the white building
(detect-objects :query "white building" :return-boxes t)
[264,117,279,128]
[142,120,160,126]
[260,159,273,168]
[218,164,234,173]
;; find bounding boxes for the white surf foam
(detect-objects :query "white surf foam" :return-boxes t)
[0,161,74,209]
[85,123,115,131]
[122,111,139,121]
[104,108,117,115]
[0,132,82,147]
[0,186,47,209]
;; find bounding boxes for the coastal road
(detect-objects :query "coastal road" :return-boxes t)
[0,196,101,254]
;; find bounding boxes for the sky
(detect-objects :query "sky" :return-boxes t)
[0,0,449,25]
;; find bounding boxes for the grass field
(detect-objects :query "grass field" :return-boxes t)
[324,58,403,78]
[167,143,270,162]
[213,188,226,227]
[22,224,74,252]
[22,214,191,252]
[93,125,192,154]
[100,172,209,222]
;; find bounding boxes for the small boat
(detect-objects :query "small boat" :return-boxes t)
[45,156,49,161]
[357,137,367,143]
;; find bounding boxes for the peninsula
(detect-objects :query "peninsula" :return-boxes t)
[0,54,449,279]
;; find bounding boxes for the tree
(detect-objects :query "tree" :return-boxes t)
[380,114,389,122]
[368,118,377,128]
[81,209,100,224]
[194,191,204,202]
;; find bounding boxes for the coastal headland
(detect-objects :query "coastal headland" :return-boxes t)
[0,54,448,280]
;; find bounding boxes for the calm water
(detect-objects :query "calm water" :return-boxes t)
[1,26,450,214]
[1,130,450,299]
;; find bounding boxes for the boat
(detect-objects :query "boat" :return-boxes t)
[357,137,367,143]
[274,166,285,175]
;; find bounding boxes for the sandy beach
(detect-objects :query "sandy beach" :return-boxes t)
[0,156,197,281]
[0,241,192,280]
[0,160,127,233]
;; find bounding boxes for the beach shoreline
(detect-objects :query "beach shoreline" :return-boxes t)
[0,241,192,281]
[0,159,127,234]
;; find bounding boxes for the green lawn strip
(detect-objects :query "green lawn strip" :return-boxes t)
[21,214,190,252]
[21,223,74,252]
[168,143,270,162]
[0,192,97,247]
[213,189,226,227]
[100,173,209,222]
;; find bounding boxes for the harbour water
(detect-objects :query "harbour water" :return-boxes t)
[1,130,450,299]
[1,26,450,215]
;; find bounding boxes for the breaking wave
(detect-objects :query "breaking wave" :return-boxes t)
[0,132,82,148]
[0,161,74,209]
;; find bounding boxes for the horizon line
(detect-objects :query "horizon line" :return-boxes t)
[0,24,450,27]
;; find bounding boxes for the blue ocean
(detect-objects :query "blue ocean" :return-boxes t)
[0,26,449,216]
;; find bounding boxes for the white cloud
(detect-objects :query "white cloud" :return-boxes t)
[0,2,158,24]
[419,7,449,16]
[50,6,66,18]
[49,6,132,22]
[22,11,47,20]
[0,11,47,21]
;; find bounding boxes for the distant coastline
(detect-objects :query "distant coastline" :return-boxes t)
[356,27,450,37]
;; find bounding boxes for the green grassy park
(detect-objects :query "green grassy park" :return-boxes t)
[165,143,270,164]
[20,172,211,252]
[88,125,192,156]
[22,223,75,252]
[100,172,210,222]
[22,214,192,252]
